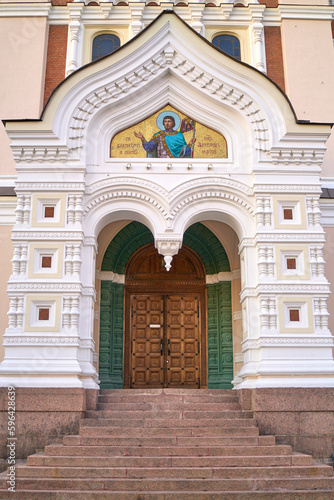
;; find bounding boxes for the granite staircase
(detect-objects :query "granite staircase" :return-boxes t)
[1,388,334,499]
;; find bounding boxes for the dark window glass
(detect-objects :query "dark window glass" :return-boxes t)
[92,34,121,61]
[212,35,241,60]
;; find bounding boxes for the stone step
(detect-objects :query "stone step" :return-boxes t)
[80,417,258,428]
[100,389,234,395]
[1,490,334,499]
[44,443,292,457]
[78,426,261,437]
[3,477,334,492]
[15,465,334,479]
[63,435,275,447]
[98,395,240,404]
[5,388,331,499]
[96,402,242,411]
[27,453,313,468]
[85,410,253,419]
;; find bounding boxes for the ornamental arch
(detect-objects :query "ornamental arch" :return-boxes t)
[97,220,240,389]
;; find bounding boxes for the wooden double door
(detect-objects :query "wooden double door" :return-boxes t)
[130,293,201,388]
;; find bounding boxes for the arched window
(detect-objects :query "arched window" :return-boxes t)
[92,34,121,61]
[212,35,241,61]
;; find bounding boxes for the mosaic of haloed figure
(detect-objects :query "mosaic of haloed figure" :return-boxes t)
[110,106,228,159]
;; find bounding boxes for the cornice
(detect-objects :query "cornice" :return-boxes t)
[1,3,332,23]
[277,5,334,21]
[3,335,81,346]
[16,182,85,191]
[256,232,326,243]
[12,231,84,241]
[240,283,330,302]
[7,282,82,292]
[239,232,326,252]
[242,336,334,349]
[254,184,321,194]
[0,3,50,17]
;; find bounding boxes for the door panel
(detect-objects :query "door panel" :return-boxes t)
[130,294,200,388]
[167,296,200,388]
[131,295,164,387]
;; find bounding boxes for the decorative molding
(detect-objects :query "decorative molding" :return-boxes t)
[84,178,255,230]
[313,297,330,333]
[170,191,255,219]
[255,196,272,228]
[168,177,253,198]
[12,146,72,164]
[79,338,95,349]
[268,147,326,166]
[240,283,331,302]
[251,19,266,73]
[258,284,330,293]
[172,51,270,152]
[67,194,83,225]
[86,177,169,197]
[242,336,334,348]
[238,237,256,252]
[82,287,96,300]
[7,296,24,329]
[255,184,322,194]
[3,336,80,346]
[258,246,275,279]
[12,231,83,240]
[16,183,85,191]
[0,198,16,225]
[97,271,125,284]
[155,239,183,271]
[260,337,334,346]
[256,233,326,243]
[306,196,322,228]
[7,283,81,291]
[68,46,270,153]
[310,246,325,279]
[84,190,169,219]
[260,296,277,332]
[11,243,28,277]
[206,272,232,284]
[319,200,334,227]
[65,244,82,277]
[1,2,333,22]
[62,296,80,330]
[66,20,82,76]
[15,195,31,225]
[126,280,204,287]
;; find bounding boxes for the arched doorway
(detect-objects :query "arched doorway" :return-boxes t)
[99,221,234,389]
[123,243,206,388]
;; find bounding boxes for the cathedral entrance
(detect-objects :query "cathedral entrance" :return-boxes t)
[99,221,233,390]
[123,243,207,388]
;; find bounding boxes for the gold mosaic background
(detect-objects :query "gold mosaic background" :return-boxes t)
[110,105,227,158]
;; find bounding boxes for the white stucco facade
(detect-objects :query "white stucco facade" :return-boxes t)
[0,12,333,390]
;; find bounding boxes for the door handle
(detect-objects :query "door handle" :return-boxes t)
[167,339,170,356]
[160,339,163,355]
